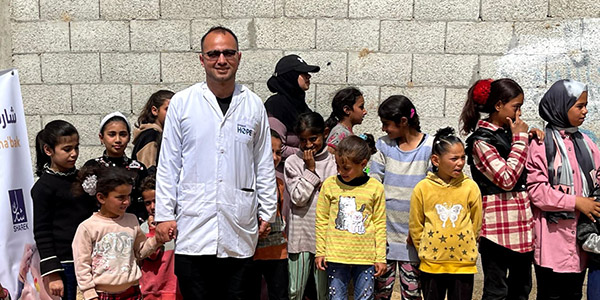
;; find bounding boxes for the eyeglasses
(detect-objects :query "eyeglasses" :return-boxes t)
[202,49,238,61]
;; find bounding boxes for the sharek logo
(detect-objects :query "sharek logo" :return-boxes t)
[9,189,29,232]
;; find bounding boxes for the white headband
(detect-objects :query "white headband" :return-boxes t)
[99,111,131,133]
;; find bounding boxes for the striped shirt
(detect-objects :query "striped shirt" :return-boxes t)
[470,120,533,253]
[316,176,387,264]
[369,134,433,262]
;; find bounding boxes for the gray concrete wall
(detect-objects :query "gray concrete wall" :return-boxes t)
[5,0,600,165]
[0,0,12,69]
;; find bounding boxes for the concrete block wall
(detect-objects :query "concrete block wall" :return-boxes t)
[5,0,600,170]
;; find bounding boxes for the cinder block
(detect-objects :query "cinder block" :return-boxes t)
[380,86,445,118]
[283,51,347,84]
[20,84,71,115]
[101,53,160,83]
[413,54,478,87]
[520,87,546,119]
[444,88,469,118]
[100,0,159,19]
[549,0,600,18]
[71,21,129,51]
[131,84,192,114]
[11,0,39,20]
[420,117,461,136]
[349,0,412,19]
[315,85,380,117]
[316,19,379,51]
[161,0,221,19]
[255,18,315,50]
[348,52,411,85]
[191,19,252,50]
[414,0,479,20]
[131,20,190,51]
[447,22,514,54]
[223,0,275,17]
[72,84,131,114]
[284,0,347,17]
[236,50,284,82]
[479,54,546,88]
[12,54,41,84]
[481,0,547,21]
[161,53,205,83]
[513,20,582,55]
[546,52,600,88]
[40,0,99,20]
[42,114,104,146]
[25,115,41,147]
[583,19,600,52]
[77,145,106,166]
[12,22,69,53]
[41,53,100,83]
[381,21,445,53]
[584,87,600,121]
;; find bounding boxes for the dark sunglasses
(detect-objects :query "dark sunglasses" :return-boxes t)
[202,49,238,61]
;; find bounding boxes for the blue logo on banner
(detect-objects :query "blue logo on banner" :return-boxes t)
[10,189,27,224]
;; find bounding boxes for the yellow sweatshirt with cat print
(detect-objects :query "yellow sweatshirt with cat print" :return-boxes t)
[315,175,386,265]
[409,172,482,274]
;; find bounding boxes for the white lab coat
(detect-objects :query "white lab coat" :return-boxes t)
[155,82,277,258]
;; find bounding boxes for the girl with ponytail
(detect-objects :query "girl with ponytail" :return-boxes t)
[461,78,540,300]
[325,87,367,153]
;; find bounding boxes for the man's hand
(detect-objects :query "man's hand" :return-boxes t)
[156,220,177,243]
[258,218,271,239]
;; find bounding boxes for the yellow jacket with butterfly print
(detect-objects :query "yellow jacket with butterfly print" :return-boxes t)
[409,172,482,274]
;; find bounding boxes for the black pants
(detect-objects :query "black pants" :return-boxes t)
[175,254,254,300]
[250,259,289,300]
[534,264,585,300]
[479,238,533,300]
[420,272,473,300]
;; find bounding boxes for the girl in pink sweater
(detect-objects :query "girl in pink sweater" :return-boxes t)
[72,166,169,300]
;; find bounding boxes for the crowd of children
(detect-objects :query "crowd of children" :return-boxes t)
[23,75,600,300]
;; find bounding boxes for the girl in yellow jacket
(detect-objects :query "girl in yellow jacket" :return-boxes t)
[409,127,482,300]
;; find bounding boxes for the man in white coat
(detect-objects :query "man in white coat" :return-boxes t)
[154,26,278,299]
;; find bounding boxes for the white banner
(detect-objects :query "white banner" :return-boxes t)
[0,69,50,300]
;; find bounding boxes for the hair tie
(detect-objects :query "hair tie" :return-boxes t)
[358,134,368,140]
[410,108,415,118]
[82,175,98,196]
[473,79,493,105]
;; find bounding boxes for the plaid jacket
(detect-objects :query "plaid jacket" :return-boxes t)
[470,120,533,253]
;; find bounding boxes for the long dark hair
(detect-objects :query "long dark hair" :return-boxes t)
[35,120,78,176]
[378,95,421,131]
[325,87,363,130]
[136,90,174,127]
[460,78,523,134]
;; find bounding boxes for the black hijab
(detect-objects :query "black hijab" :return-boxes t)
[540,79,594,197]
[264,70,311,131]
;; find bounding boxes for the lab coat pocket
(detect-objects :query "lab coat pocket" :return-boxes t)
[177,183,206,217]
[236,188,258,226]
[234,118,256,145]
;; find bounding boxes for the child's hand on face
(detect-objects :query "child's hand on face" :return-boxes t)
[148,215,156,229]
[303,150,316,172]
[315,256,327,271]
[374,262,386,277]
[506,114,528,135]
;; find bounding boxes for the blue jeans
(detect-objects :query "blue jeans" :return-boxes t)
[589,267,600,300]
[61,263,78,300]
[327,262,375,300]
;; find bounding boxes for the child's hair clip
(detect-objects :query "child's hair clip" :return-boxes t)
[410,108,415,118]
[358,134,368,140]
[82,174,98,196]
